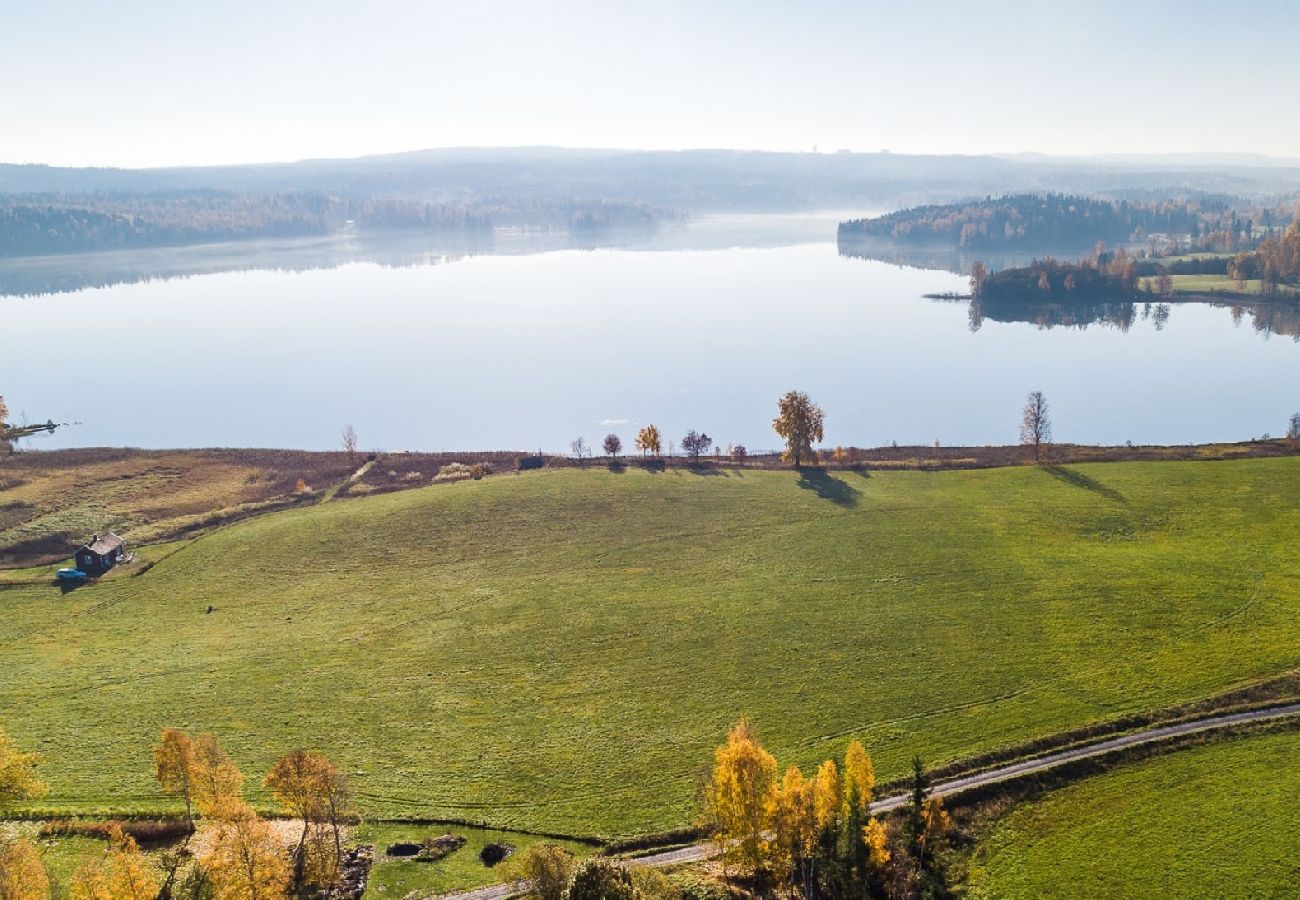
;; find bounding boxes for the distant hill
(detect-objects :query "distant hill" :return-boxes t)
[838,193,1210,251]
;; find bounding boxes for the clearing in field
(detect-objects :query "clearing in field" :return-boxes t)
[4,460,1300,837]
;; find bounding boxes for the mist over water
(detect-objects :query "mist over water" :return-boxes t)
[5,213,1297,453]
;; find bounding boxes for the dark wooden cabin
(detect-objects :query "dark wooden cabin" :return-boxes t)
[74,532,126,575]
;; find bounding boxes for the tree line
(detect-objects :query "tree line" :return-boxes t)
[840,194,1209,251]
[704,721,952,899]
[0,193,669,258]
[0,725,352,899]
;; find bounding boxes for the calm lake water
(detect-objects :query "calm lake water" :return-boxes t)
[5,213,1299,452]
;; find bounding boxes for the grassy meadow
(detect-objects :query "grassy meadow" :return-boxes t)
[965,728,1300,898]
[4,461,1300,837]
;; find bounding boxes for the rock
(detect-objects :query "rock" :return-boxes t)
[323,844,373,900]
[417,833,466,862]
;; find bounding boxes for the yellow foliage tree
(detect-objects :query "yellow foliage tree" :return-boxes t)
[191,733,245,820]
[0,728,46,812]
[264,749,349,890]
[199,803,291,900]
[840,740,875,818]
[773,390,825,466]
[635,424,662,458]
[772,765,818,892]
[921,795,952,854]
[0,837,49,900]
[154,728,198,825]
[69,824,159,900]
[863,817,890,869]
[812,758,840,833]
[707,720,777,874]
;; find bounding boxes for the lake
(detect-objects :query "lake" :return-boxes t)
[4,213,1298,452]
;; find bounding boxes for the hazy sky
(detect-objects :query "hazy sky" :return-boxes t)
[4,0,1297,168]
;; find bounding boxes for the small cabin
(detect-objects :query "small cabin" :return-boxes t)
[74,532,126,576]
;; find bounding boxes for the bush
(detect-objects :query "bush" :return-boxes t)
[670,871,730,900]
[563,858,636,900]
[518,455,546,471]
[632,866,683,899]
[504,843,575,900]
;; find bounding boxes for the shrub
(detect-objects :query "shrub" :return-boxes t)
[517,455,546,471]
[631,866,682,899]
[669,871,730,900]
[504,843,574,900]
[563,858,635,900]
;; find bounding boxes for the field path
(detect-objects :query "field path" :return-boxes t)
[435,700,1300,898]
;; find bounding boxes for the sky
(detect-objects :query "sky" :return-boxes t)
[3,0,1298,169]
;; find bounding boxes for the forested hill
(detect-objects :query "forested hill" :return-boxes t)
[839,194,1210,250]
[0,192,663,258]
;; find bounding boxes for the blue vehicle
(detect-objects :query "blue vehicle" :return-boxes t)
[56,567,88,583]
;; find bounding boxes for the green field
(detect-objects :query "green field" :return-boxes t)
[4,461,1300,837]
[965,728,1300,898]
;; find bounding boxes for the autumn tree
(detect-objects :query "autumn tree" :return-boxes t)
[831,741,877,897]
[772,766,818,895]
[1020,391,1051,462]
[563,858,636,900]
[154,728,201,896]
[680,430,712,461]
[904,757,950,895]
[341,424,358,462]
[731,444,748,463]
[191,733,245,819]
[635,425,661,458]
[707,720,777,876]
[773,391,825,467]
[69,823,159,900]
[602,433,622,460]
[199,804,291,900]
[0,836,49,900]
[264,750,350,891]
[0,728,46,812]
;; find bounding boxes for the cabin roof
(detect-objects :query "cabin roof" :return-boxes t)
[85,532,124,555]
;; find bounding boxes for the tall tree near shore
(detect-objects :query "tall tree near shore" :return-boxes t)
[602,433,622,460]
[1020,391,1052,462]
[341,424,358,462]
[635,424,661,458]
[969,260,988,298]
[707,720,777,875]
[773,390,825,467]
[681,430,712,461]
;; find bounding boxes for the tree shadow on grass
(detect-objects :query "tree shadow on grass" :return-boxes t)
[1041,465,1126,503]
[685,463,728,477]
[795,468,860,507]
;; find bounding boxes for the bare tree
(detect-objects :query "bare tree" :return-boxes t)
[602,433,622,460]
[969,261,988,298]
[570,436,589,467]
[1020,392,1052,462]
[341,424,358,462]
[1288,412,1300,445]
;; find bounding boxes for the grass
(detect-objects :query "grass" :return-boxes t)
[0,448,359,567]
[1168,273,1300,297]
[964,728,1300,898]
[5,460,1300,838]
[354,823,591,898]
